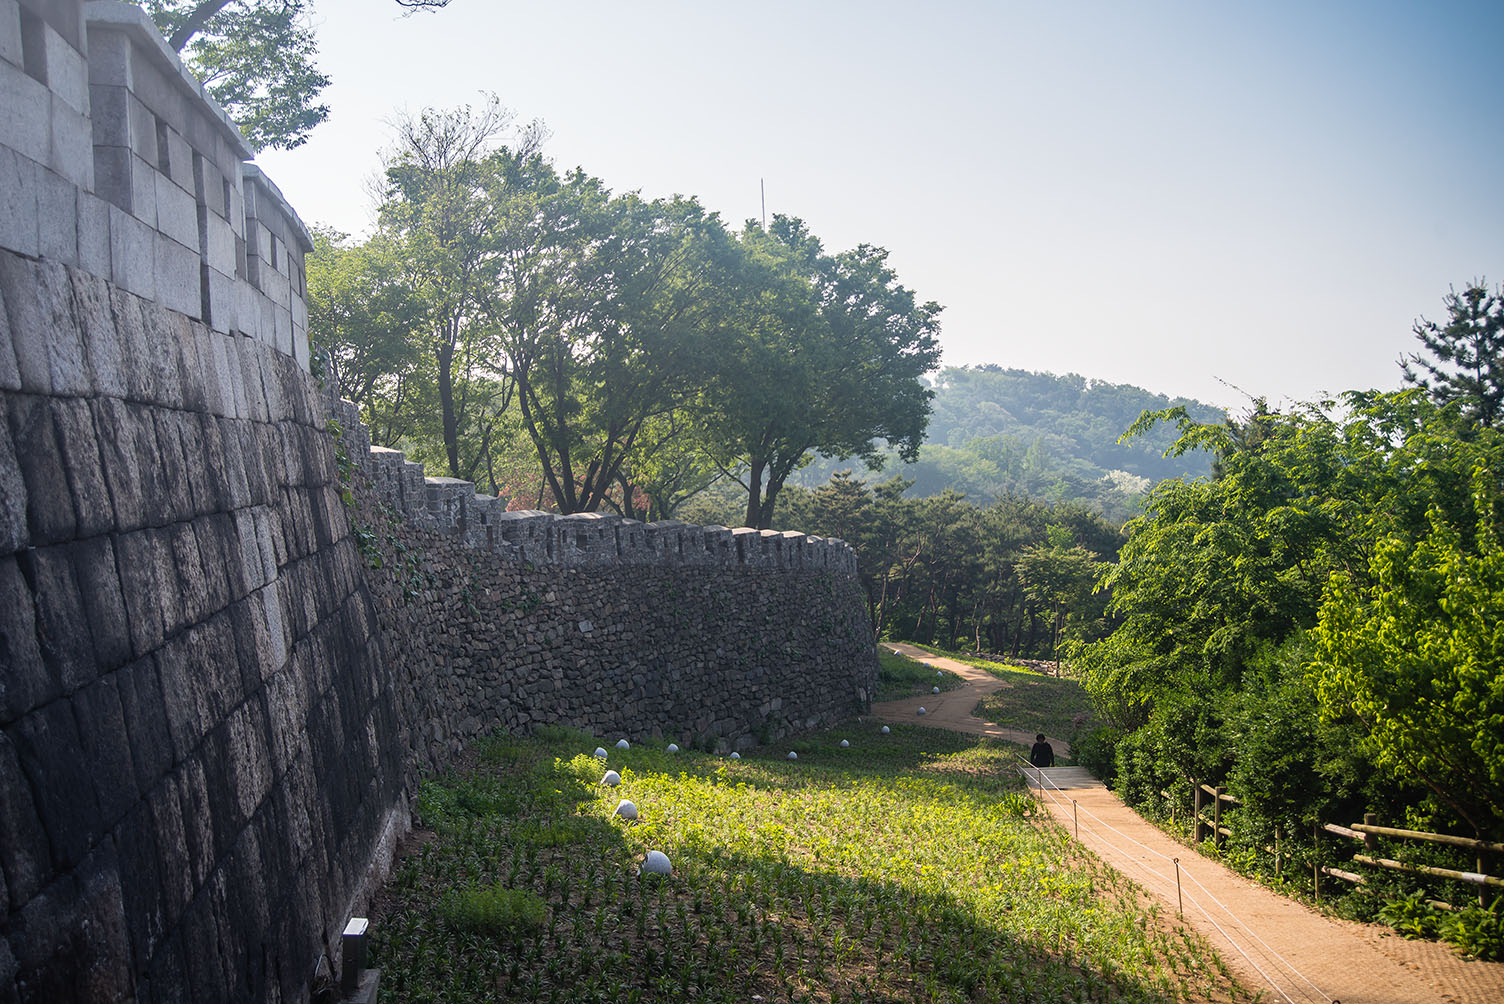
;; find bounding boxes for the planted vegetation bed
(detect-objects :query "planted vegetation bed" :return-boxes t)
[371,724,1248,1003]
[875,646,965,701]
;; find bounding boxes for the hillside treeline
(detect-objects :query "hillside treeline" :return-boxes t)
[791,366,1224,523]
[310,100,939,529]
[1074,281,1504,947]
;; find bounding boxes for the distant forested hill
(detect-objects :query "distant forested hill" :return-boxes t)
[791,365,1226,522]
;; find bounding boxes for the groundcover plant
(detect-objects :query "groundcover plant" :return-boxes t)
[371,723,1247,1003]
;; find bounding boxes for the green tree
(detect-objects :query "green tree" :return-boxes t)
[376,99,544,483]
[145,0,451,150]
[1402,280,1504,429]
[306,226,423,444]
[1017,525,1105,669]
[144,0,330,150]
[707,217,943,529]
[494,173,737,514]
[1313,510,1504,836]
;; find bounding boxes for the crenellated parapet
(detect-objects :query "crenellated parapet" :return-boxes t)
[1,0,312,369]
[327,397,860,575]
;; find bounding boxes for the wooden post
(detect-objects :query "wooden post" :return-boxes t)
[1275,824,1282,880]
[1193,782,1204,844]
[1363,813,1378,851]
[1173,857,1183,919]
[1313,820,1320,903]
[1213,786,1224,849]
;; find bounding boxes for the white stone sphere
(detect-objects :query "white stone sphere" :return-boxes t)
[917,707,927,715]
[932,686,940,694]
[594,747,608,759]
[616,739,630,751]
[601,770,621,787]
[839,739,850,748]
[786,751,798,760]
[643,850,672,875]
[880,725,890,735]
[614,799,638,820]
[666,743,679,754]
[729,752,740,760]
[936,670,943,676]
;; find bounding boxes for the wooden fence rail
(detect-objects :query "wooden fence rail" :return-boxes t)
[1161,780,1497,907]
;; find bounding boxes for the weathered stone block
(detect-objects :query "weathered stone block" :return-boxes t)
[91,142,134,212]
[150,409,194,522]
[76,189,111,278]
[89,397,148,531]
[49,92,94,190]
[12,696,102,868]
[5,393,75,544]
[0,252,50,392]
[52,396,113,537]
[0,57,49,165]
[70,534,131,671]
[70,264,125,397]
[0,728,50,907]
[0,413,25,554]
[154,167,198,249]
[72,674,137,827]
[0,0,20,69]
[28,542,98,693]
[152,230,200,318]
[0,143,41,259]
[43,22,88,117]
[37,165,79,266]
[116,655,173,789]
[107,204,154,302]
[114,527,174,657]
[0,556,49,724]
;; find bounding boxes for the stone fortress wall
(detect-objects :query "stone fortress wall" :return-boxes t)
[0,4,877,1002]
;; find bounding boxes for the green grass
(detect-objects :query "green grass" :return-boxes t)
[876,646,964,702]
[371,725,1248,1003]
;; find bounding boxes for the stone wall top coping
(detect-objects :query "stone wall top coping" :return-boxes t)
[83,1,254,160]
[242,163,314,252]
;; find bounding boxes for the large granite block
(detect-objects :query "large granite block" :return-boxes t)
[70,264,126,397]
[152,230,200,319]
[115,655,173,790]
[0,57,48,164]
[5,392,75,544]
[0,0,19,68]
[28,542,99,693]
[12,696,102,869]
[0,555,48,723]
[150,409,194,523]
[42,21,88,116]
[0,728,49,908]
[0,143,40,258]
[0,413,25,554]
[89,397,156,532]
[70,534,131,671]
[52,396,113,537]
[154,167,198,250]
[37,165,79,266]
[76,189,111,278]
[114,527,175,657]
[72,674,137,827]
[49,91,94,190]
[107,204,154,302]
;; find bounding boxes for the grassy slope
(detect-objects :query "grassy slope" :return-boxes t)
[372,725,1246,1004]
[876,646,965,702]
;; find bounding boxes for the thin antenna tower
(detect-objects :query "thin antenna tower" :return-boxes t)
[760,178,766,230]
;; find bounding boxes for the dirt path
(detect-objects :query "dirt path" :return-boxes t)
[870,643,1073,755]
[871,644,1504,1004]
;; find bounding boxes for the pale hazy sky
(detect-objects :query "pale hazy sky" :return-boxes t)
[257,0,1504,412]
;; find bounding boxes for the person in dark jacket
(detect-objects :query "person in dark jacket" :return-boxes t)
[1029,733,1055,768]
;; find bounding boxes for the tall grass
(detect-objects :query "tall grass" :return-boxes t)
[372,724,1247,1003]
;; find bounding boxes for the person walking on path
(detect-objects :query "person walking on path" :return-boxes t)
[1029,733,1055,768]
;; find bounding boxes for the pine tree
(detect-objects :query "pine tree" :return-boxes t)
[1402,281,1504,428]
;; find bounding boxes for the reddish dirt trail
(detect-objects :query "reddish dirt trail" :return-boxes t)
[870,644,1504,1004]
